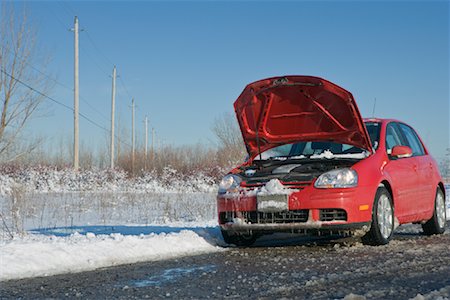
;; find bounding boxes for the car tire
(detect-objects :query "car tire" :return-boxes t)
[362,186,395,246]
[221,230,257,247]
[422,188,446,235]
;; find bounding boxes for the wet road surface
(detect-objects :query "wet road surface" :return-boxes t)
[1,225,450,299]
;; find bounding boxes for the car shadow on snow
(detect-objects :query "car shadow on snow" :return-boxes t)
[29,225,225,247]
[28,226,354,248]
[28,222,449,249]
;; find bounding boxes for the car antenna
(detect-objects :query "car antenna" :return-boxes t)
[372,97,377,117]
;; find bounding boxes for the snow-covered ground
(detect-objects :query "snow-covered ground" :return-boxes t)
[0,223,224,281]
[0,168,223,281]
[0,168,449,282]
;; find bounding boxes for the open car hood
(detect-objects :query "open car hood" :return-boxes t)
[234,76,373,158]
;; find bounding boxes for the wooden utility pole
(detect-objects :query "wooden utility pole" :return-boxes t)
[117,114,121,163]
[151,127,155,161]
[144,116,148,170]
[73,16,79,170]
[110,66,116,169]
[131,98,135,173]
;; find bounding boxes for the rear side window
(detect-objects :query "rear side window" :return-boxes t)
[398,123,425,156]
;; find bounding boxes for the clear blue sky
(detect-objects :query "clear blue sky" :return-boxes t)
[8,1,450,159]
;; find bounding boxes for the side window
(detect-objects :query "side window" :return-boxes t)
[385,123,403,154]
[398,124,425,156]
[365,122,381,150]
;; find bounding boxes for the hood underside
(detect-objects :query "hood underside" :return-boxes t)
[234,76,373,158]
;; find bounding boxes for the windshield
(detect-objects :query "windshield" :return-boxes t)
[255,121,380,160]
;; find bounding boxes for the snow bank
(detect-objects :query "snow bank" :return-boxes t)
[0,226,223,281]
[0,167,217,195]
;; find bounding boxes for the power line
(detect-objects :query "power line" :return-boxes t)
[42,8,139,124]
[79,43,110,76]
[0,67,133,148]
[84,29,115,68]
[1,68,73,111]
[43,2,71,30]
[118,75,133,100]
[2,45,110,122]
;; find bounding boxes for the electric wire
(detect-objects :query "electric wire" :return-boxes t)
[2,45,111,122]
[43,5,145,130]
[0,68,133,149]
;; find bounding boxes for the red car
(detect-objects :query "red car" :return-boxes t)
[217,75,446,246]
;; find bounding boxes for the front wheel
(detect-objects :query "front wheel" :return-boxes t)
[221,230,257,247]
[422,188,446,235]
[362,187,395,246]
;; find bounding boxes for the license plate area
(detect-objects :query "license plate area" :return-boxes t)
[257,194,289,213]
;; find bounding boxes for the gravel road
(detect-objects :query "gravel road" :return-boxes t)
[1,224,449,300]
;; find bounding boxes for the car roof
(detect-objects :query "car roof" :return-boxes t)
[363,118,403,124]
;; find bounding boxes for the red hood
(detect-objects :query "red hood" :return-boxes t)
[234,76,373,158]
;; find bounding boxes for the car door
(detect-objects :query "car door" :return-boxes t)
[397,123,433,215]
[383,122,420,222]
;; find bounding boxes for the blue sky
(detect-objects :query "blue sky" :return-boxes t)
[8,0,450,159]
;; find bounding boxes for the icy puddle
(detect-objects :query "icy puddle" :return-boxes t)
[130,265,216,287]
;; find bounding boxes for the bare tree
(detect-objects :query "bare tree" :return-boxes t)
[439,148,450,182]
[211,112,246,166]
[0,4,51,162]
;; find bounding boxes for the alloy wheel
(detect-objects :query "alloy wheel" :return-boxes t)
[436,192,446,229]
[377,194,393,239]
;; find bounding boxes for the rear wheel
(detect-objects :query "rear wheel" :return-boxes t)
[221,230,257,246]
[362,187,394,245]
[422,188,446,235]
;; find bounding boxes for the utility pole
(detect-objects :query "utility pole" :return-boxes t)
[72,16,79,171]
[144,116,148,170]
[131,98,135,174]
[110,66,116,169]
[151,127,155,161]
[117,114,121,163]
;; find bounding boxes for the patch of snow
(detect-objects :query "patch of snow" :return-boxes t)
[343,293,366,300]
[409,285,450,300]
[0,226,223,281]
[257,179,298,195]
[310,150,368,160]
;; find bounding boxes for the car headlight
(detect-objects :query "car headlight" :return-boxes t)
[314,168,358,188]
[218,174,242,194]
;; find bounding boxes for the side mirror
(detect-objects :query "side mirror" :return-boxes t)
[391,145,413,159]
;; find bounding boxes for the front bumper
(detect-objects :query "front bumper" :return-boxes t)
[220,219,371,236]
[217,185,375,236]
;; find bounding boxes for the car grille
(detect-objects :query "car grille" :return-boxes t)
[319,209,347,221]
[219,210,309,224]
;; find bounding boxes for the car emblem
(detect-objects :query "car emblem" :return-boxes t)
[245,169,256,177]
